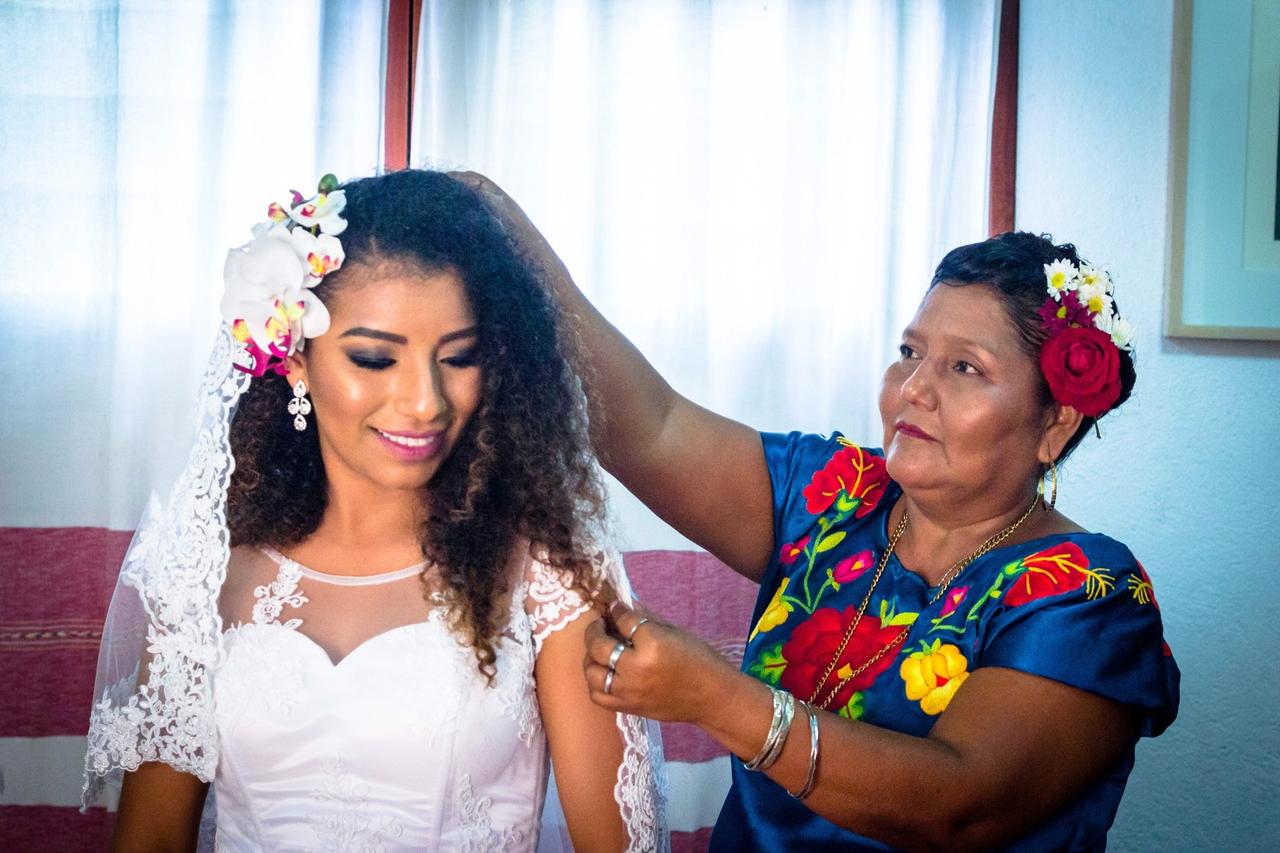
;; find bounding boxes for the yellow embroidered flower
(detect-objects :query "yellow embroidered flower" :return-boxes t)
[900,640,970,715]
[750,578,793,641]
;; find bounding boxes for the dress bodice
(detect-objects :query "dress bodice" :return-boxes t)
[211,547,582,852]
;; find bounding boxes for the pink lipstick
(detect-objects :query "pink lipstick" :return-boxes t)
[895,421,937,442]
[373,428,445,461]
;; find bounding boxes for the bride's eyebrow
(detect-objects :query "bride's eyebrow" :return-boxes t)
[439,327,479,345]
[339,327,408,345]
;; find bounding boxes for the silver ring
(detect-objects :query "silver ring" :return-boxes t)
[607,641,627,671]
[626,617,651,642]
[603,669,616,695]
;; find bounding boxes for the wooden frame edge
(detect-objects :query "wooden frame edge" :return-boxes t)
[1164,0,1280,342]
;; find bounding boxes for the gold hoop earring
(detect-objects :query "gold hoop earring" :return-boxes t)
[1037,460,1058,511]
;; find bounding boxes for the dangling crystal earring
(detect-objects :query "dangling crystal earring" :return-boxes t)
[288,380,312,431]
[1037,460,1058,511]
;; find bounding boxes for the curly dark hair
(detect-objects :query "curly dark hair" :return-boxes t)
[929,231,1136,463]
[226,169,610,678]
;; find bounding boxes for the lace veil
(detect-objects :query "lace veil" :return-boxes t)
[82,324,669,852]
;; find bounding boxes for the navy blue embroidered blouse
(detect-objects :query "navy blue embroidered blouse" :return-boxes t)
[709,432,1180,852]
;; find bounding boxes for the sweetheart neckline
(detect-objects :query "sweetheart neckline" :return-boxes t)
[225,616,448,668]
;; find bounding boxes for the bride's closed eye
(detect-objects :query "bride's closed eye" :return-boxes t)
[346,350,395,370]
[441,348,479,368]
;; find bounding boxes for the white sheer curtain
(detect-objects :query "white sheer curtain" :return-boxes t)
[411,0,999,548]
[0,0,387,530]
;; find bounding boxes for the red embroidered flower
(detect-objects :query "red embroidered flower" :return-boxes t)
[1003,542,1091,606]
[801,445,889,517]
[779,605,903,709]
[833,550,874,584]
[1039,325,1122,417]
[779,536,810,566]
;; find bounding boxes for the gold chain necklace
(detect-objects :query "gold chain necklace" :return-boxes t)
[807,493,1041,710]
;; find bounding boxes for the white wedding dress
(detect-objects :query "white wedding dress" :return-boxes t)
[83,328,667,851]
[207,545,647,852]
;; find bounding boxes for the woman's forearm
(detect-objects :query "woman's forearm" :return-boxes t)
[465,171,776,576]
[463,172,680,471]
[697,666,970,851]
[693,662,1139,852]
[549,269,682,472]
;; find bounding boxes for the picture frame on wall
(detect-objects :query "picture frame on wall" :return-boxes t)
[1166,0,1280,341]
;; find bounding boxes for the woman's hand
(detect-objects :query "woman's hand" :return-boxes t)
[583,601,738,724]
[449,171,571,284]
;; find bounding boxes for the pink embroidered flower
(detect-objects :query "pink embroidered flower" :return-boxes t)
[833,550,874,584]
[939,585,969,618]
[779,537,810,566]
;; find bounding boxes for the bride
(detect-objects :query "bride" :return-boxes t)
[82,169,667,851]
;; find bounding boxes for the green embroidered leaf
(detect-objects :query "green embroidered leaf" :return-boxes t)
[835,493,858,513]
[886,611,918,627]
[1000,557,1024,577]
[838,691,866,721]
[747,643,788,685]
[816,531,846,552]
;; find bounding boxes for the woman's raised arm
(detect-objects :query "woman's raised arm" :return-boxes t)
[458,172,775,581]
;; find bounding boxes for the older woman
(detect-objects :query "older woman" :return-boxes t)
[464,174,1179,851]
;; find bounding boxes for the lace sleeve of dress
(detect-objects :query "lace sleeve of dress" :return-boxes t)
[524,553,593,655]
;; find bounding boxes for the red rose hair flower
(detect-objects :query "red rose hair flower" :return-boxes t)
[1039,325,1122,417]
[1037,257,1131,417]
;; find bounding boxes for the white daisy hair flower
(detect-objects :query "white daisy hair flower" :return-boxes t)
[1044,258,1079,301]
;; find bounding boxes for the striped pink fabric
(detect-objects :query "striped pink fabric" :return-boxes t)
[0,529,759,851]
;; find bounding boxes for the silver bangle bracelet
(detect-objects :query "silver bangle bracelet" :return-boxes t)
[744,688,784,770]
[745,688,795,772]
[788,702,820,799]
[757,691,795,771]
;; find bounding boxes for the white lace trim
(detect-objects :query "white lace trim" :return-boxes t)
[457,774,525,853]
[83,326,251,804]
[614,713,670,853]
[604,549,671,853]
[526,556,592,654]
[252,553,309,629]
[493,626,541,746]
[310,756,406,852]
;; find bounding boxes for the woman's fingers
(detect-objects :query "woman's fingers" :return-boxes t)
[583,617,615,667]
[608,601,661,644]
